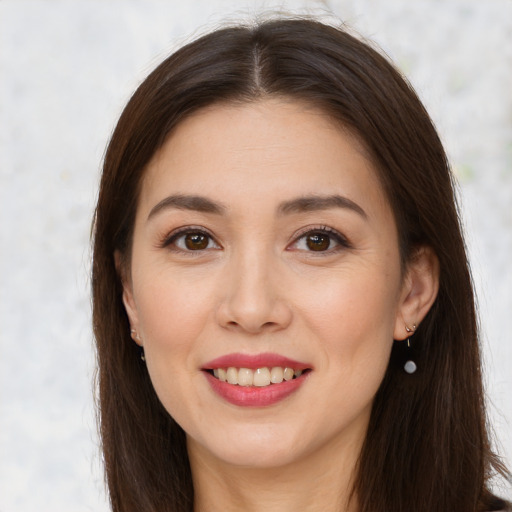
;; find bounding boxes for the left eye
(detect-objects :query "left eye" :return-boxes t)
[291,229,347,252]
[167,230,220,251]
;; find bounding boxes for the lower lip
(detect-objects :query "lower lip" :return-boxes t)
[204,371,309,407]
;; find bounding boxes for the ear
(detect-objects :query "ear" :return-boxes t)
[114,250,143,347]
[394,246,439,340]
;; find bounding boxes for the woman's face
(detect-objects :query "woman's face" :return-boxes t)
[122,99,418,470]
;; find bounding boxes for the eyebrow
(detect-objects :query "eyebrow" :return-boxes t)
[148,194,227,220]
[147,193,367,221]
[278,194,368,219]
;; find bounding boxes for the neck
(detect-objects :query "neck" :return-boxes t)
[189,432,362,512]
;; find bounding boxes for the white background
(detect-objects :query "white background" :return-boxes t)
[0,1,510,510]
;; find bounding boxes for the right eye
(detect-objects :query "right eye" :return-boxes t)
[164,229,220,252]
[287,225,351,255]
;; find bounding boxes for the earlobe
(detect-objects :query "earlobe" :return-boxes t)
[394,246,440,340]
[114,250,142,346]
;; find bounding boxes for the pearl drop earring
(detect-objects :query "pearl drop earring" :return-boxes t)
[404,323,417,374]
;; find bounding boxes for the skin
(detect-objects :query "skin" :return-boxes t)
[120,99,439,512]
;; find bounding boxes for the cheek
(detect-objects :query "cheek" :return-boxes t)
[131,271,215,426]
[300,277,397,432]
[133,264,218,348]
[297,267,400,372]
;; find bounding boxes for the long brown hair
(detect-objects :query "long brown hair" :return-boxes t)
[92,18,510,512]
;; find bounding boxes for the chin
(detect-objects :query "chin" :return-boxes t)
[214,443,301,469]
[190,423,311,469]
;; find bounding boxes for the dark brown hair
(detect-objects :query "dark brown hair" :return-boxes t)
[92,17,510,512]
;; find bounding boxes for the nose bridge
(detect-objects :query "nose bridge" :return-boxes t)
[218,239,291,333]
[231,241,275,312]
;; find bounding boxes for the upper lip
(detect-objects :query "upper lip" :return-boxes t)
[202,352,312,371]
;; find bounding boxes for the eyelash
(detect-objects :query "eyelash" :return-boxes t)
[161,226,220,253]
[160,225,351,255]
[289,225,351,255]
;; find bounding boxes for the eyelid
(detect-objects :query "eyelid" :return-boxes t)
[160,225,221,251]
[287,225,351,252]
[158,224,350,253]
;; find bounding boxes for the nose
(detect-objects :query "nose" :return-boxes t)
[215,247,293,334]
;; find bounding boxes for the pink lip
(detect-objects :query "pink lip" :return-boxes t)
[201,352,312,407]
[204,371,310,407]
[202,352,311,371]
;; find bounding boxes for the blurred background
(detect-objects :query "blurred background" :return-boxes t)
[0,1,510,510]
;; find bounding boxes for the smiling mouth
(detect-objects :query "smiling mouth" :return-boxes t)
[206,367,311,387]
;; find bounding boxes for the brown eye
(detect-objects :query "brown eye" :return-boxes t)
[289,226,349,254]
[184,233,209,250]
[165,229,220,252]
[306,233,331,251]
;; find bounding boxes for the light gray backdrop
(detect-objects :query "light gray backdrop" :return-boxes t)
[0,1,510,510]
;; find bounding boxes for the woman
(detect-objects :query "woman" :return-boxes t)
[91,17,510,512]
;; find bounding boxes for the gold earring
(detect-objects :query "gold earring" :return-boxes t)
[405,323,417,335]
[130,328,145,361]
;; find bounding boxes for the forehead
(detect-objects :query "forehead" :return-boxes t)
[139,98,388,218]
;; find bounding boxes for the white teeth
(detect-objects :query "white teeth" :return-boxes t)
[270,367,284,384]
[283,367,294,381]
[226,367,238,385]
[253,367,271,387]
[212,366,307,387]
[238,368,253,387]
